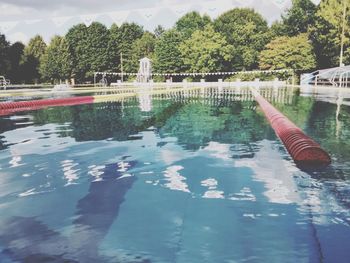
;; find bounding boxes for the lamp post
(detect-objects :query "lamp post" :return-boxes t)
[120,52,124,82]
[340,0,347,67]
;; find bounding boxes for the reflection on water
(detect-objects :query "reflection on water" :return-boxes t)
[0,87,350,262]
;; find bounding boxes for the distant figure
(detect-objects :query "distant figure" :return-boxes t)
[99,73,108,86]
[137,57,152,83]
[0,76,10,90]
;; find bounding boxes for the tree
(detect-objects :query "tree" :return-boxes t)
[175,11,211,39]
[85,22,111,77]
[310,0,350,68]
[111,22,144,73]
[24,35,46,60]
[66,22,110,81]
[259,33,316,71]
[129,32,157,72]
[21,35,46,83]
[270,21,287,38]
[7,42,25,83]
[214,8,270,70]
[0,33,10,76]
[154,25,165,38]
[281,0,317,36]
[179,25,233,72]
[153,29,184,73]
[107,23,120,72]
[65,23,87,81]
[40,36,71,82]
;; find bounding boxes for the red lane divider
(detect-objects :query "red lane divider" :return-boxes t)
[0,96,95,116]
[251,89,331,167]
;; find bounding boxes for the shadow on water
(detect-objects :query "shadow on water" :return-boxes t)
[0,160,152,263]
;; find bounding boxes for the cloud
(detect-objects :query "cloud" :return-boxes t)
[0,0,159,12]
[0,3,24,15]
[0,0,293,43]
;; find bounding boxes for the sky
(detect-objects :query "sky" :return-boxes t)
[0,0,320,44]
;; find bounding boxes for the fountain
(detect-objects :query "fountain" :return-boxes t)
[137,57,152,83]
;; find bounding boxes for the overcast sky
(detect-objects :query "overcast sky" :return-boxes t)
[0,0,319,44]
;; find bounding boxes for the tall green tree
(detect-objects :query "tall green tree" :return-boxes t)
[40,36,71,82]
[259,33,316,71]
[66,22,110,81]
[86,22,111,77]
[281,0,317,36]
[7,42,25,83]
[175,11,211,39]
[111,22,144,73]
[65,23,87,81]
[21,35,46,83]
[0,33,10,76]
[153,29,184,73]
[179,25,233,72]
[24,35,46,59]
[310,0,350,68]
[129,32,157,72]
[107,23,121,72]
[214,8,270,70]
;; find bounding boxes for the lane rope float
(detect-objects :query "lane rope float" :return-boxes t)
[251,88,331,167]
[0,86,201,116]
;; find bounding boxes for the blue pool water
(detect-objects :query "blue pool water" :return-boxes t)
[0,87,350,262]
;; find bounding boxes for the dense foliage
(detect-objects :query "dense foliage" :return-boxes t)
[153,29,184,73]
[213,8,271,70]
[310,0,350,68]
[40,36,71,82]
[175,11,211,39]
[21,35,46,83]
[259,34,316,71]
[0,34,10,76]
[66,22,110,81]
[0,0,348,83]
[180,25,233,72]
[280,0,317,36]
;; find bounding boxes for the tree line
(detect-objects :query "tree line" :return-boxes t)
[0,0,348,84]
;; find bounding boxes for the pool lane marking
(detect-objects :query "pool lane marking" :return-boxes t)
[0,86,202,116]
[0,86,203,98]
[250,87,331,167]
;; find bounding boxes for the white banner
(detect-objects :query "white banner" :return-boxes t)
[52,16,72,28]
[80,14,98,26]
[0,21,19,33]
[137,7,160,21]
[201,0,234,18]
[108,11,129,26]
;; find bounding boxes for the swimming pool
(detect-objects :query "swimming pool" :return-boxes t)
[0,86,349,262]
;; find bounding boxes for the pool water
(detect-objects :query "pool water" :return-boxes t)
[0,87,349,263]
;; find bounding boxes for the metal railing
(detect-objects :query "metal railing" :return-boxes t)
[301,66,350,88]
